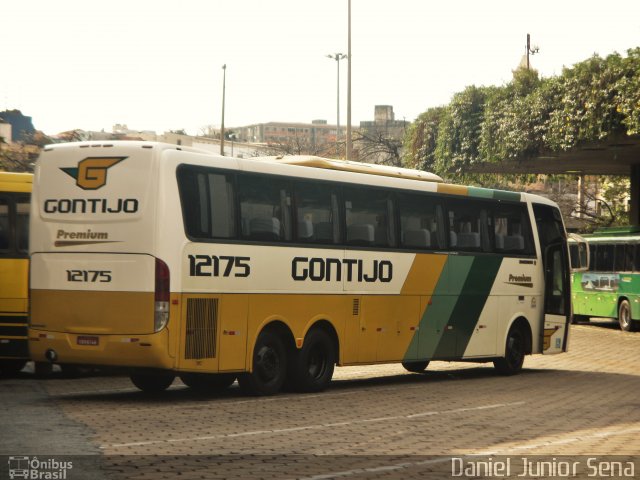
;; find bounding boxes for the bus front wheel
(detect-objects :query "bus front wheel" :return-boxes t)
[494,325,525,375]
[402,361,429,373]
[130,373,175,393]
[290,328,335,393]
[239,330,287,396]
[618,300,637,332]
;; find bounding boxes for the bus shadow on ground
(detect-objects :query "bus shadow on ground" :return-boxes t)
[40,364,640,407]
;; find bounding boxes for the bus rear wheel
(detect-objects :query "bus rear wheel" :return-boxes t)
[402,360,429,373]
[0,359,27,376]
[618,300,637,332]
[290,328,335,393]
[130,373,175,393]
[494,325,525,375]
[180,373,236,392]
[239,330,287,396]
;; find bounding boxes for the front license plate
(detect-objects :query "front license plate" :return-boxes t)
[77,336,99,346]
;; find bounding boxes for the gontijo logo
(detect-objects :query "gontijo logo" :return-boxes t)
[61,156,126,190]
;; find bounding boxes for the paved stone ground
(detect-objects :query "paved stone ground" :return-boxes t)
[1,322,638,479]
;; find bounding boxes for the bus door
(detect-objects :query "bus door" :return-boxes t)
[542,242,570,354]
[533,204,571,354]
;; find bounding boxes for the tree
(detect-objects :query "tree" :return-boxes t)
[404,47,640,174]
[260,135,335,157]
[0,144,37,172]
[352,130,403,166]
[404,106,446,171]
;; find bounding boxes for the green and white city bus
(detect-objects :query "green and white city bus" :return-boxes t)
[572,226,640,331]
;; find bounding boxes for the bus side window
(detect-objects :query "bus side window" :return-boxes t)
[0,198,10,251]
[596,244,614,272]
[633,245,640,272]
[344,187,394,248]
[624,244,635,272]
[397,192,441,250]
[294,182,340,244]
[445,200,483,252]
[238,175,292,242]
[494,204,534,255]
[16,198,30,254]
[177,166,236,240]
[614,244,626,272]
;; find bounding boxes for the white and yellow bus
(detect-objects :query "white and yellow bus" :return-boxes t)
[0,171,31,374]
[28,142,571,394]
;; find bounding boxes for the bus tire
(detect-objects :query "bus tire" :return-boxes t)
[494,325,526,375]
[618,300,636,332]
[290,328,335,393]
[572,314,588,324]
[180,373,236,392]
[130,373,175,393]
[239,330,287,396]
[0,359,27,375]
[34,361,54,377]
[402,360,429,373]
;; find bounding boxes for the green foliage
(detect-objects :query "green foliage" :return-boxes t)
[434,86,488,173]
[403,47,640,177]
[404,106,445,171]
[616,47,640,136]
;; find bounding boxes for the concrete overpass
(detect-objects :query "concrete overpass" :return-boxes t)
[458,135,640,225]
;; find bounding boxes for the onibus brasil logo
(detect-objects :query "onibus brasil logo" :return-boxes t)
[7,456,73,479]
[61,156,126,190]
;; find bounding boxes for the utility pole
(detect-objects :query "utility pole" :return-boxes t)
[220,64,226,156]
[525,33,539,70]
[346,0,352,160]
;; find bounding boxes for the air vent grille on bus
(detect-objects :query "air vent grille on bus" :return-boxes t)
[185,298,218,359]
[352,298,360,316]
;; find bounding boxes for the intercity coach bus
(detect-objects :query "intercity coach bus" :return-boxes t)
[0,171,31,374]
[28,142,571,394]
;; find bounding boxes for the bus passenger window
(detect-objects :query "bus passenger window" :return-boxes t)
[0,199,9,251]
[633,245,640,272]
[177,166,236,240]
[16,199,30,253]
[446,201,483,252]
[624,244,635,272]
[614,244,626,272]
[238,175,292,242]
[493,205,532,255]
[294,183,339,244]
[397,193,441,250]
[344,188,394,248]
[596,244,614,272]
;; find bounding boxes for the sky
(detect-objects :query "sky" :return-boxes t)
[2,0,639,136]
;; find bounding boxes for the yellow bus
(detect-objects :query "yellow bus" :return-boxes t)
[28,142,571,394]
[0,171,32,374]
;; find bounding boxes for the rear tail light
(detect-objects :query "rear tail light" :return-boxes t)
[154,258,170,332]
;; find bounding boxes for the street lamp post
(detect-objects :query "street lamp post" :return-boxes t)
[326,53,347,157]
[220,64,226,156]
[346,0,352,160]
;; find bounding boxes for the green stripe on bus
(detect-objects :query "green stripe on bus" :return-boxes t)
[467,187,494,199]
[493,190,521,202]
[404,255,503,362]
[441,255,503,358]
[404,256,474,361]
